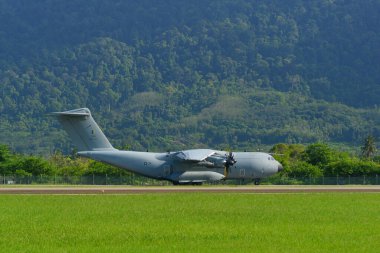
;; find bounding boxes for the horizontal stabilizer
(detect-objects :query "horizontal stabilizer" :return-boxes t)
[51,108,90,117]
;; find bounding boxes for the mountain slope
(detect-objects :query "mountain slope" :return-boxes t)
[0,1,379,153]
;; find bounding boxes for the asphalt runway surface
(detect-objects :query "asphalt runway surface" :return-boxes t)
[1,185,380,194]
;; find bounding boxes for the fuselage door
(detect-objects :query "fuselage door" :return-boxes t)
[240,169,245,178]
[163,165,171,177]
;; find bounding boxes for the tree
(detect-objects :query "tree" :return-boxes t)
[0,144,11,163]
[8,156,53,176]
[0,144,13,174]
[302,143,332,168]
[361,135,377,160]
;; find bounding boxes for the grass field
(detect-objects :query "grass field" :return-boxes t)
[0,193,379,252]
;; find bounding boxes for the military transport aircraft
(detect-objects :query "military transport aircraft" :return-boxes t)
[53,108,283,185]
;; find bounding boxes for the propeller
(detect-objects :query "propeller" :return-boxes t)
[224,151,237,177]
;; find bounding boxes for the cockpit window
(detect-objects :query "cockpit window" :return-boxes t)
[268,156,275,161]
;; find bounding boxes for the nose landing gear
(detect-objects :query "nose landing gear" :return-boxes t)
[254,179,261,185]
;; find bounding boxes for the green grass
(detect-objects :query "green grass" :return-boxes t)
[0,193,380,252]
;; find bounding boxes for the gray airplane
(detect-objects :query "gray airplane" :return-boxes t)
[53,108,283,185]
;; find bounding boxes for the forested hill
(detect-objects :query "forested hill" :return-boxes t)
[0,0,379,153]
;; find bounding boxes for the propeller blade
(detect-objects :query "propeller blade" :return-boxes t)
[224,151,236,177]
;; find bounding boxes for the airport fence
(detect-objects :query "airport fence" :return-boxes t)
[0,174,172,186]
[0,174,379,185]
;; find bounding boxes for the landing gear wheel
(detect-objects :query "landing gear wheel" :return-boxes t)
[254,179,261,185]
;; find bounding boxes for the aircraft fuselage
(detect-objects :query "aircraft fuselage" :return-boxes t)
[78,150,282,184]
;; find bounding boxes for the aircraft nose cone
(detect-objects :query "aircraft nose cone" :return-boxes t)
[278,163,284,172]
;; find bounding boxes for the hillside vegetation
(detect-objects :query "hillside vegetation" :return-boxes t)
[0,0,379,153]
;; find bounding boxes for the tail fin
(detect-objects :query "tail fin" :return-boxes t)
[52,108,115,151]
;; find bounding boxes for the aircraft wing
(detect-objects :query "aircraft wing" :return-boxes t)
[175,149,216,162]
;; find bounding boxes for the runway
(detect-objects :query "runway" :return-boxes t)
[1,185,380,194]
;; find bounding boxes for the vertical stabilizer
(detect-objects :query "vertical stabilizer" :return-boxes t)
[52,108,114,151]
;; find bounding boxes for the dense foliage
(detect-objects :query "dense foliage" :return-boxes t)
[0,144,128,177]
[271,142,380,178]
[0,0,379,153]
